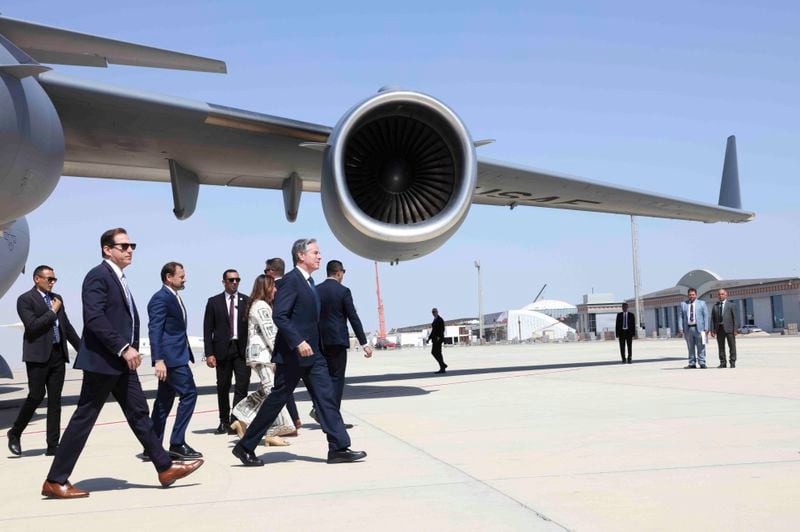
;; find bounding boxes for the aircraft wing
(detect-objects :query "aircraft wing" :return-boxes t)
[475,159,754,223]
[40,73,754,224]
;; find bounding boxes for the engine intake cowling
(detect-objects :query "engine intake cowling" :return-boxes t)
[322,90,476,262]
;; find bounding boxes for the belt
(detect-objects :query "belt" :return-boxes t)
[688,324,697,328]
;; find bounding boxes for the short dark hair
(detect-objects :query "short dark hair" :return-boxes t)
[326,260,344,276]
[266,257,285,276]
[33,265,53,279]
[687,287,697,295]
[100,227,127,258]
[160,261,184,282]
[622,303,629,309]
[222,269,238,280]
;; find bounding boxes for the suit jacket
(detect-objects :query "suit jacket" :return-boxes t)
[17,287,80,363]
[148,286,194,368]
[74,261,140,375]
[680,299,709,333]
[429,315,445,342]
[272,268,322,368]
[711,300,738,333]
[615,311,636,338]
[317,278,367,348]
[203,291,249,359]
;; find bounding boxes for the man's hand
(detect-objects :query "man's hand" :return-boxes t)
[123,346,142,371]
[363,345,374,358]
[154,360,167,381]
[50,296,62,314]
[206,355,217,368]
[710,331,716,338]
[297,341,313,357]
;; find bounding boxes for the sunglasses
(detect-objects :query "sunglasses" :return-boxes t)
[38,276,57,283]
[225,278,241,283]
[111,243,137,251]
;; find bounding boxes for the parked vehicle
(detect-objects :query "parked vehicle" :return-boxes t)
[738,325,764,334]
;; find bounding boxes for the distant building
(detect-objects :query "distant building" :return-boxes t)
[521,299,577,319]
[626,269,800,336]
[576,293,623,339]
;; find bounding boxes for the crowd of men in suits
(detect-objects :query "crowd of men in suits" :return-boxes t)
[6,228,375,498]
[615,287,739,368]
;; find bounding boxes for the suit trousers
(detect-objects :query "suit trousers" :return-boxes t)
[618,335,633,360]
[685,327,706,366]
[322,345,348,410]
[431,340,446,369]
[216,341,250,423]
[47,369,172,484]
[716,328,737,364]
[151,364,198,446]
[11,343,66,448]
[240,357,350,453]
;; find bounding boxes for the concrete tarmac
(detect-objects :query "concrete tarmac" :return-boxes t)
[1,336,799,531]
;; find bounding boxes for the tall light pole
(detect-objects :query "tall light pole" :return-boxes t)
[474,260,484,344]
[630,215,644,337]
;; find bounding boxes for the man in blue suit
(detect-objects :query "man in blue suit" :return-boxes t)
[148,262,202,460]
[680,287,710,369]
[232,238,366,466]
[42,228,203,499]
[313,260,373,422]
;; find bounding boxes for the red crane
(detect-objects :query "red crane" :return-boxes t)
[374,261,387,342]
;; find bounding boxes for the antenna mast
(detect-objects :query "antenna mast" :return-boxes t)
[375,261,387,341]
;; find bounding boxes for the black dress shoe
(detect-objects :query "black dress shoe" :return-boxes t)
[7,431,21,456]
[141,450,151,462]
[730,362,736,368]
[434,368,446,374]
[717,364,727,368]
[169,443,203,460]
[232,444,263,467]
[327,447,367,464]
[684,364,697,369]
[214,422,230,435]
[700,364,707,369]
[343,423,354,430]
[45,446,58,456]
[627,358,632,364]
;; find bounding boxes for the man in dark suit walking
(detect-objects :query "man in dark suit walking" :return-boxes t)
[428,308,447,373]
[615,303,636,364]
[42,228,202,499]
[314,260,373,422]
[7,265,80,457]
[203,269,250,435]
[711,288,738,368]
[148,262,202,460]
[232,238,366,466]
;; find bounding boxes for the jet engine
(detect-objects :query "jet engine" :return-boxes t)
[0,37,65,227]
[0,217,30,298]
[321,90,477,263]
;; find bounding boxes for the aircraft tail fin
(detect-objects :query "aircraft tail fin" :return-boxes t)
[0,15,226,73]
[718,135,742,209]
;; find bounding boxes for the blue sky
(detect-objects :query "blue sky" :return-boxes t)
[1,1,798,364]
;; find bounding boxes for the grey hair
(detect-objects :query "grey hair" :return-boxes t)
[291,238,317,266]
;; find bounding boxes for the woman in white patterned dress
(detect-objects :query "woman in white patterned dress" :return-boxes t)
[230,275,294,446]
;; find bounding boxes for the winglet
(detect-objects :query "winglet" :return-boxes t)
[718,135,741,209]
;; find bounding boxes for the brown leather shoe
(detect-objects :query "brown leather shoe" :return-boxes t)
[158,459,204,488]
[41,480,89,499]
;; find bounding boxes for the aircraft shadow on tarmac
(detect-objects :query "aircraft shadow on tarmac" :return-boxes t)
[0,357,683,431]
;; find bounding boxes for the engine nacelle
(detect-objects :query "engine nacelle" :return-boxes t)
[0,217,30,299]
[0,39,65,226]
[321,90,477,262]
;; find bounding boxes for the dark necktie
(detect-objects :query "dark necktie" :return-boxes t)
[308,276,320,315]
[689,303,694,323]
[44,293,61,344]
[228,294,235,337]
[623,313,628,329]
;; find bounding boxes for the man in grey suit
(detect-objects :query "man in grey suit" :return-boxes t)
[680,287,709,369]
[710,288,738,368]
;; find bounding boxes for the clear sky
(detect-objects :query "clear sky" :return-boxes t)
[1,1,798,365]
